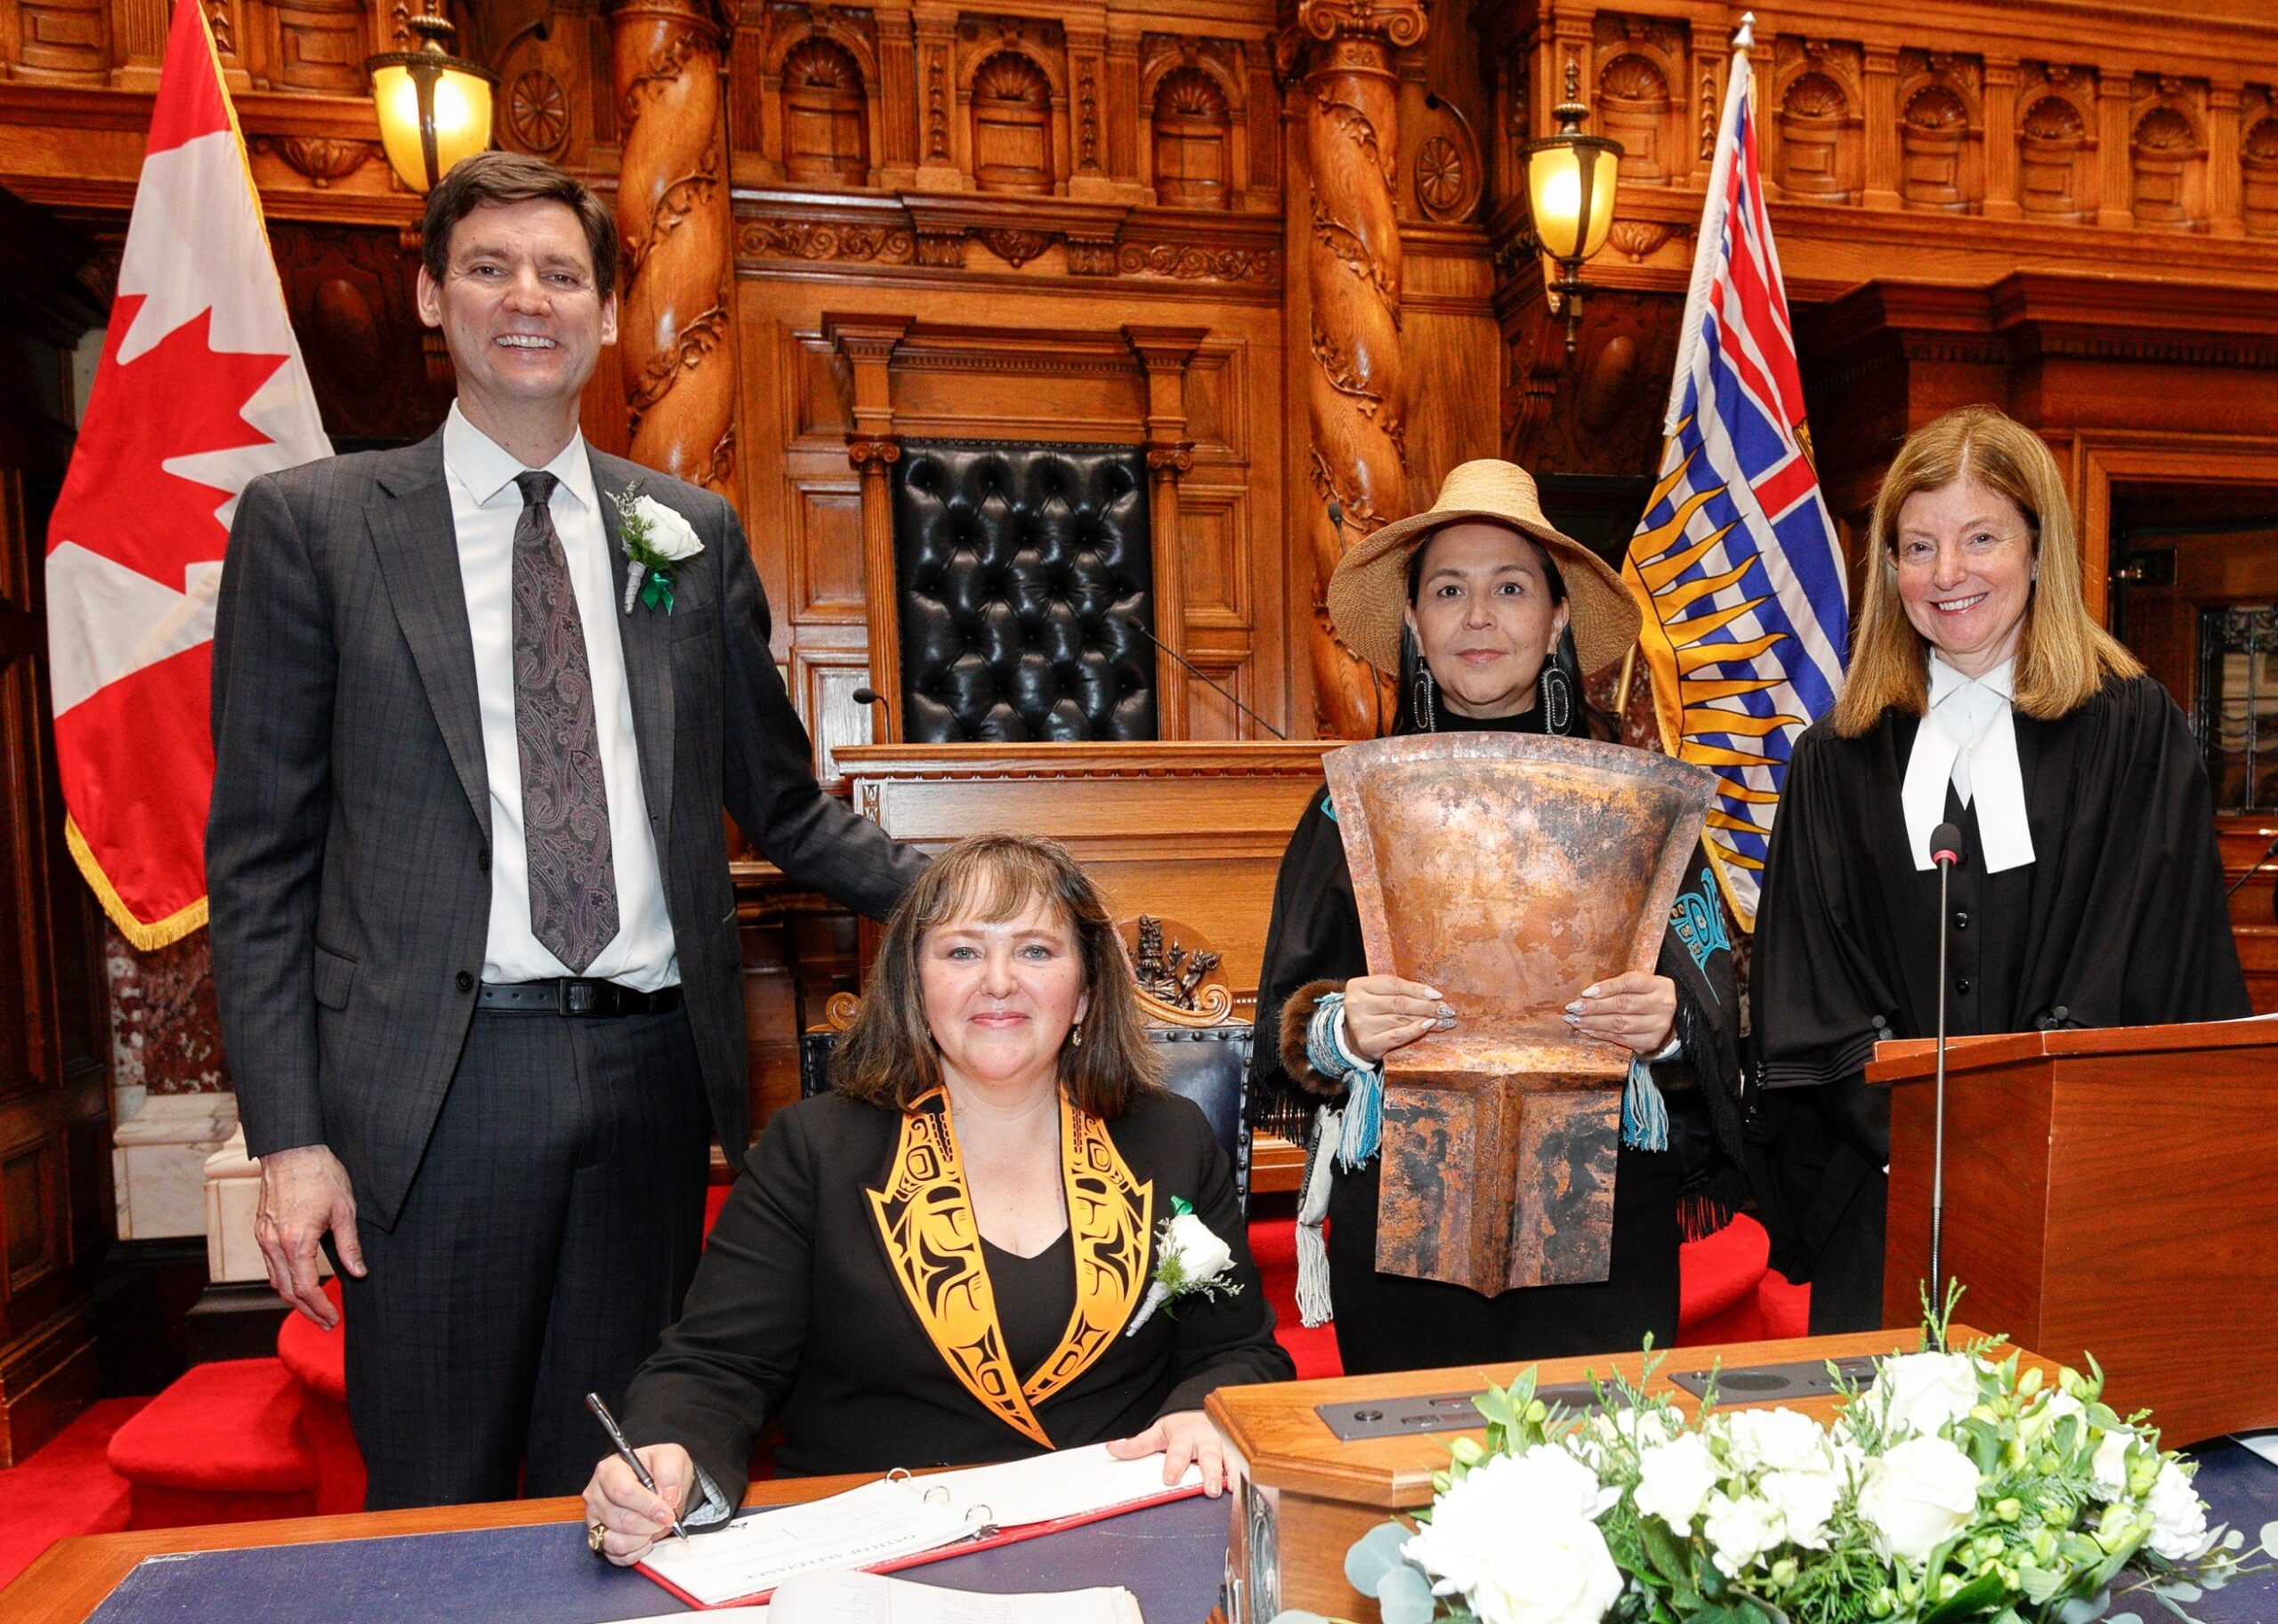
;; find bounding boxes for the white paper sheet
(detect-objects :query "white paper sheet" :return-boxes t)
[914,1442,1200,1531]
[640,1478,972,1607]
[766,1570,1143,1623]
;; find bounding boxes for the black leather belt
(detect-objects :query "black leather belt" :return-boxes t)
[478,979,683,1017]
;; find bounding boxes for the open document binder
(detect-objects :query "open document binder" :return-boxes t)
[634,1442,1206,1609]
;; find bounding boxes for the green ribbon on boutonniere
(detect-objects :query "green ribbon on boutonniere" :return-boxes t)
[612,481,706,615]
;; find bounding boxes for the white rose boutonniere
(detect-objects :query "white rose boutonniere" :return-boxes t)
[1125,1198,1239,1336]
[612,485,704,614]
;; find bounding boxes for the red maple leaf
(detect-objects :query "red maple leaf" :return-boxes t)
[48,295,291,588]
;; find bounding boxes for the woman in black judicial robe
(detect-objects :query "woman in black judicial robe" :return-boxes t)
[1249,460,1748,1377]
[1752,407,2247,1334]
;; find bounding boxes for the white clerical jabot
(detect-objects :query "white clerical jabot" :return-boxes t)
[1900,653,2035,874]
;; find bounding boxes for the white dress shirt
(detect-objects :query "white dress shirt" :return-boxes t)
[1901,652,2036,874]
[442,404,679,990]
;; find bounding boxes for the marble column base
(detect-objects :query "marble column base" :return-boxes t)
[114,1093,238,1240]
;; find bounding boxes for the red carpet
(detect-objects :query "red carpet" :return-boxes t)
[0,1396,147,1588]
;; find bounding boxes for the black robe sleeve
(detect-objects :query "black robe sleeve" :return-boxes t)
[1248,786,1366,1143]
[2015,675,2248,1027]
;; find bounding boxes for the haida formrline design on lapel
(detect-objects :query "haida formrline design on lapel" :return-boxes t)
[867,1088,1152,1449]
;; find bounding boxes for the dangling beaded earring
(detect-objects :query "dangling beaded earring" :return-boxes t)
[1070,1023,1085,1047]
[1540,664,1574,734]
[1412,664,1437,732]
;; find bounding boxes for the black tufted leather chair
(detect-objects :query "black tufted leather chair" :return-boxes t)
[891,440,1159,741]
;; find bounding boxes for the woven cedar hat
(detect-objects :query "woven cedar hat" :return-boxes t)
[1326,459,1642,678]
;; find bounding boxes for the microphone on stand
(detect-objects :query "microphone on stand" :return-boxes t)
[2226,829,2278,901]
[1927,820,1966,1325]
[851,688,886,708]
[1119,614,1288,739]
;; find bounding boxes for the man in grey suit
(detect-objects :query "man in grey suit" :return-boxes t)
[206,152,925,1508]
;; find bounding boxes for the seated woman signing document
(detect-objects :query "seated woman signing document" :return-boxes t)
[583,835,1293,1564]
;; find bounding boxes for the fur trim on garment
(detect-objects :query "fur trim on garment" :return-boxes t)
[1278,980,1347,1095]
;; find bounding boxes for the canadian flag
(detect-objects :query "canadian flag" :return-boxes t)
[47,0,331,949]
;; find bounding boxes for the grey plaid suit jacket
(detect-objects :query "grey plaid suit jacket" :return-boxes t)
[207,430,925,1228]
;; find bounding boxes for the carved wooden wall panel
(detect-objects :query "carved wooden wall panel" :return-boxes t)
[735,271,1286,772]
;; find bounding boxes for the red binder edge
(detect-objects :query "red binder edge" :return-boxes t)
[632,1479,1208,1611]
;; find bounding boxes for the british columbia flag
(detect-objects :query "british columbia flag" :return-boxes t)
[1621,36,1847,931]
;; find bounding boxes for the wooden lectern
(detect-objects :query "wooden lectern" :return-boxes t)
[1208,1326,2043,1624]
[1870,1020,2278,1447]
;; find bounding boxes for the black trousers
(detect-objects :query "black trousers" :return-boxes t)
[340,1004,711,1508]
[1327,1139,1682,1376]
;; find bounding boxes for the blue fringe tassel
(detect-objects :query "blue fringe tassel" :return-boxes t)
[1305,994,1385,1170]
[1622,1055,1669,1151]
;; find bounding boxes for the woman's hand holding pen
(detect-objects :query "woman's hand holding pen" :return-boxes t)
[1339,975,1456,1062]
[1566,971,1676,1055]
[584,1443,695,1566]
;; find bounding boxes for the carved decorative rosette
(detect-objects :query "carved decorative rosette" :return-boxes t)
[1287,0,1424,738]
[609,0,739,494]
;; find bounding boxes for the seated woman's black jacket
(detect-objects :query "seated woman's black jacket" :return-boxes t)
[620,1087,1292,1501]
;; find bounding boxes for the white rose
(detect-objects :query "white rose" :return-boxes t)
[1702,1489,1784,1577]
[1856,1435,1982,1565]
[629,493,705,562]
[1403,1451,1624,1624]
[2020,1389,2086,1446]
[1759,1467,1842,1550]
[2145,1459,2211,1561]
[1633,1433,1721,1534]
[1725,1408,1832,1475]
[1876,1352,1981,1439]
[1162,1211,1234,1281]
[2091,1426,2137,1498]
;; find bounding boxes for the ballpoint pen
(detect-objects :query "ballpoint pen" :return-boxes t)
[586,1391,691,1545]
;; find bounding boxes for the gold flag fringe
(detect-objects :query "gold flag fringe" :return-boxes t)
[64,814,206,950]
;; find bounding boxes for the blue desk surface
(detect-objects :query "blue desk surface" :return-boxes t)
[84,1492,1229,1624]
[80,1445,2278,1623]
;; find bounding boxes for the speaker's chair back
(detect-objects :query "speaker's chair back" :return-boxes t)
[890,440,1158,742]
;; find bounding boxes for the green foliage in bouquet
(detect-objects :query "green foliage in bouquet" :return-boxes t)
[1273,1287,2277,1624]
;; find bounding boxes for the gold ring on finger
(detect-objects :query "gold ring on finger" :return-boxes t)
[587,1520,610,1555]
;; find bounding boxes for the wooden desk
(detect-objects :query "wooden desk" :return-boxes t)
[2,1476,869,1624]
[1869,1019,2278,1446]
[1209,1327,2034,1622]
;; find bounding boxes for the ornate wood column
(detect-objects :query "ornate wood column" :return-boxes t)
[1283,0,1423,739]
[827,315,912,741]
[609,0,739,494]
[1983,56,2022,219]
[1126,325,1208,737]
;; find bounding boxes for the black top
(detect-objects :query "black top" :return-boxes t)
[1749,674,2249,1279]
[620,1089,1292,1496]
[981,1231,1078,1384]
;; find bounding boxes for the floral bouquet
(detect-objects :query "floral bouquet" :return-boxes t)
[1272,1291,2275,1624]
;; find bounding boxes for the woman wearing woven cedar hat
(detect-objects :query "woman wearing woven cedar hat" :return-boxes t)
[1248,460,1748,1375]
